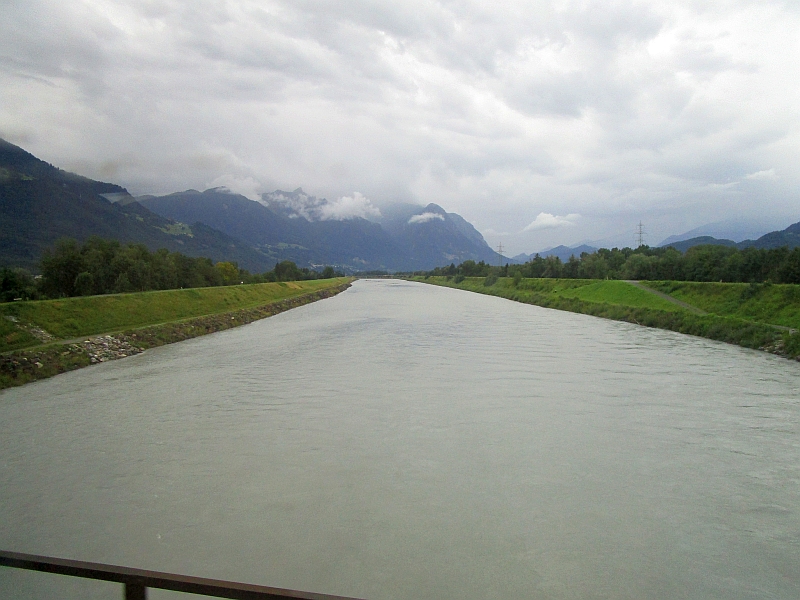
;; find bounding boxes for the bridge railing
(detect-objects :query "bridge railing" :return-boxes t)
[0,550,365,600]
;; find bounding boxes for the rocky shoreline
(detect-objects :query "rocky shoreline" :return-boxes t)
[0,282,351,390]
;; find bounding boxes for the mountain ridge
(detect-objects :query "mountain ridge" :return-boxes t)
[513,244,598,263]
[140,188,502,271]
[0,139,276,272]
[0,138,502,273]
[658,223,800,253]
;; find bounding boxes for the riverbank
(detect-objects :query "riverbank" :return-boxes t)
[411,276,800,360]
[0,279,352,389]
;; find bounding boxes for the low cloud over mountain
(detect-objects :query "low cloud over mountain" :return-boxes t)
[523,213,581,232]
[260,189,381,222]
[409,212,445,225]
[139,186,501,272]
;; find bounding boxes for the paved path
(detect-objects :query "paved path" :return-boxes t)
[623,281,708,315]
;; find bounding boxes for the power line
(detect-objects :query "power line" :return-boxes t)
[636,221,646,248]
[497,242,504,268]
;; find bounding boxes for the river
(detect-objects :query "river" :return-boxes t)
[1,279,799,599]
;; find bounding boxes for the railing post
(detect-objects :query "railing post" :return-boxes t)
[1,549,365,600]
[125,581,146,600]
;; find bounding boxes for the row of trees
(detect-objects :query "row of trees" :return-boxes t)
[424,244,800,284]
[0,237,344,301]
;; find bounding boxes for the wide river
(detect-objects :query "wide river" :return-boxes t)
[1,279,799,599]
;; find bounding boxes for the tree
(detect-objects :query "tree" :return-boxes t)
[40,238,86,297]
[0,267,38,302]
[778,248,800,284]
[73,272,95,296]
[622,254,657,280]
[34,237,253,298]
[578,252,608,279]
[215,261,240,285]
[274,260,303,281]
[541,256,563,278]
[563,255,580,278]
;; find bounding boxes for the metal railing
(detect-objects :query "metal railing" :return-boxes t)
[0,550,365,600]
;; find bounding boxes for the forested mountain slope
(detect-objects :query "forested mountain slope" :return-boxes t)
[0,139,276,272]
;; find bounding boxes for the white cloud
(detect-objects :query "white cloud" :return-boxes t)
[409,212,445,224]
[1,0,799,254]
[262,190,323,221]
[319,192,382,221]
[262,189,380,221]
[523,212,581,231]
[745,168,777,181]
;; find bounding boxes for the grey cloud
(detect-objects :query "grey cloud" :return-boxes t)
[1,0,798,256]
[261,188,381,221]
[503,71,629,118]
[0,1,115,90]
[562,1,663,46]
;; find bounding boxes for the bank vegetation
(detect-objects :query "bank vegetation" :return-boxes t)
[0,278,352,389]
[413,276,800,361]
[1,236,344,302]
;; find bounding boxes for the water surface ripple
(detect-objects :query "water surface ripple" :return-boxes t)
[1,279,799,599]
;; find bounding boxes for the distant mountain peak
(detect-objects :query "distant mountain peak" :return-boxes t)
[205,186,235,194]
[423,203,447,214]
[1,139,505,273]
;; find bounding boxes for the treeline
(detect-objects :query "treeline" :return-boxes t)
[0,237,343,301]
[422,244,800,284]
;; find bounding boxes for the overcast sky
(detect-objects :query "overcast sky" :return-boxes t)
[2,0,798,253]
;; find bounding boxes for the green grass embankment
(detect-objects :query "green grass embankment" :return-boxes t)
[645,281,800,330]
[0,278,353,389]
[0,318,38,350]
[413,276,800,360]
[0,279,349,352]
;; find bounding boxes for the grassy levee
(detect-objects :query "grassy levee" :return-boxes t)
[412,276,800,360]
[645,281,800,330]
[0,318,38,351]
[1,279,349,352]
[547,279,684,311]
[0,278,353,389]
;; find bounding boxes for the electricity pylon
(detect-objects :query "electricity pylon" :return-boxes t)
[636,221,646,248]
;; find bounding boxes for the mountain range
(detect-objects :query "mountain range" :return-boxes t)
[3,138,798,274]
[135,188,501,271]
[657,219,780,246]
[516,223,800,261]
[659,224,800,253]
[0,139,502,273]
[511,244,599,263]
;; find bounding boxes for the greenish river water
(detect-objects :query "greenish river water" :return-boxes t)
[1,279,799,599]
